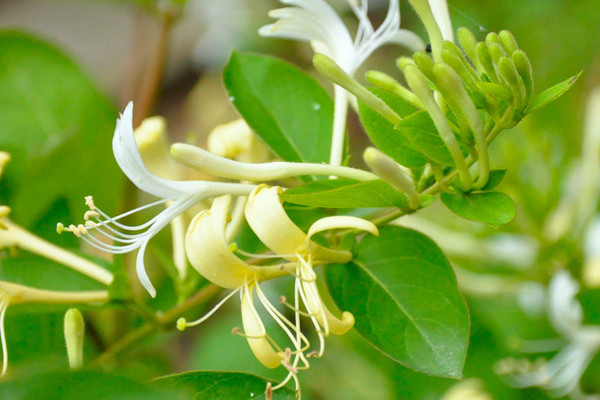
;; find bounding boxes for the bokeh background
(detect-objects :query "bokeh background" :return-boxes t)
[1,0,599,399]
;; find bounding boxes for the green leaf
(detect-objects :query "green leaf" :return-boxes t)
[223,51,333,165]
[526,72,582,114]
[0,370,178,400]
[440,191,515,227]
[0,30,124,226]
[577,288,600,325]
[281,179,408,208]
[481,170,507,191]
[358,88,427,168]
[325,226,469,378]
[155,371,296,399]
[395,111,456,166]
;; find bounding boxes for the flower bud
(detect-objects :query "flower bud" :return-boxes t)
[457,27,479,68]
[396,56,415,72]
[512,50,534,103]
[313,54,401,125]
[64,308,85,369]
[413,51,435,80]
[365,71,423,109]
[499,30,519,55]
[476,42,499,83]
[498,56,527,111]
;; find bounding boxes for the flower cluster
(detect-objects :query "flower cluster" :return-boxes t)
[178,184,378,392]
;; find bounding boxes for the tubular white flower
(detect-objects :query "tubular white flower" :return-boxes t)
[260,0,424,167]
[501,271,600,397]
[428,0,453,42]
[260,0,423,75]
[61,102,256,298]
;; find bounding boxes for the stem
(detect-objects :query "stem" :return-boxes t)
[133,12,173,126]
[91,284,220,366]
[329,86,349,168]
[4,222,113,286]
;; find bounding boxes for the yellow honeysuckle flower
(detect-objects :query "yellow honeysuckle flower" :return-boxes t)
[179,184,378,395]
[0,281,109,376]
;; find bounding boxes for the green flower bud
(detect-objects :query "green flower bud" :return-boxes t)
[396,56,415,72]
[64,308,85,369]
[512,50,534,104]
[413,51,435,80]
[476,81,513,102]
[363,147,420,209]
[499,30,519,55]
[487,42,505,66]
[476,42,499,83]
[365,71,423,109]
[313,54,401,125]
[441,41,479,91]
[498,56,527,111]
[485,32,503,50]
[404,64,473,190]
[457,27,479,69]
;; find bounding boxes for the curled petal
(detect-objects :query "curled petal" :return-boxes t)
[245,185,307,259]
[241,285,282,368]
[186,195,257,289]
[306,215,378,263]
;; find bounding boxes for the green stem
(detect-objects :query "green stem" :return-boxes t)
[91,284,220,366]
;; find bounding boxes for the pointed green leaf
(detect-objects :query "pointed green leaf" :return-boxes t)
[281,179,408,208]
[223,51,333,164]
[395,111,456,166]
[358,88,427,168]
[440,191,515,227]
[155,371,296,400]
[526,72,582,114]
[325,226,469,378]
[0,371,178,400]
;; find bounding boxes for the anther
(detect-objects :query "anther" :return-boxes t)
[68,224,81,237]
[84,221,97,228]
[232,326,242,335]
[84,196,96,211]
[84,210,100,221]
[77,225,88,235]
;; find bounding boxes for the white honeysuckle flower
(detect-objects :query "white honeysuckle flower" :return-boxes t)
[259,0,424,167]
[178,185,377,394]
[260,0,424,75]
[0,281,109,376]
[500,271,600,397]
[60,102,256,298]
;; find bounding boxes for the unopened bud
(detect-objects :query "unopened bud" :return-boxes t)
[363,147,420,209]
[396,56,415,72]
[365,71,422,109]
[477,82,513,102]
[64,308,85,369]
[440,42,479,91]
[498,57,527,111]
[413,52,435,79]
[499,30,519,55]
[512,50,534,103]
[457,27,479,68]
[476,42,499,83]
[313,54,401,125]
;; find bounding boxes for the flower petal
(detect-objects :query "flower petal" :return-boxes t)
[241,285,283,368]
[185,195,257,289]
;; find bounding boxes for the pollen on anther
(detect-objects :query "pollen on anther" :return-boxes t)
[69,224,81,237]
[84,210,100,221]
[84,196,96,211]
[278,296,286,303]
[77,224,89,235]
[231,326,243,335]
[85,221,97,228]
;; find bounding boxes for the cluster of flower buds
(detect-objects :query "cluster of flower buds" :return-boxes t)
[314,26,535,193]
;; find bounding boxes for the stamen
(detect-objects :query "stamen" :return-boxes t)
[177,288,241,330]
[84,211,100,221]
[85,196,96,211]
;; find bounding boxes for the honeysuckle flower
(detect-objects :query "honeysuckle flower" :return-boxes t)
[498,271,600,397]
[59,102,257,297]
[441,378,492,400]
[259,0,424,166]
[207,119,271,163]
[0,281,109,376]
[179,185,377,394]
